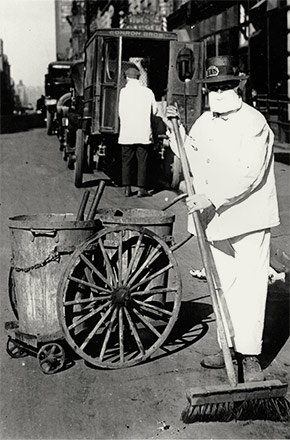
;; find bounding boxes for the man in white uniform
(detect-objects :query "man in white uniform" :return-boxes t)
[118,64,157,197]
[165,55,279,382]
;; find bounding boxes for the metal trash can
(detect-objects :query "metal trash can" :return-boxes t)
[8,213,100,338]
[95,208,175,242]
[95,208,175,305]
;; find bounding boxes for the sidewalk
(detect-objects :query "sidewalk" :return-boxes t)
[271,160,290,273]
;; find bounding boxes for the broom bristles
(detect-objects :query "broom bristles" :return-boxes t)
[181,380,290,423]
[182,397,290,423]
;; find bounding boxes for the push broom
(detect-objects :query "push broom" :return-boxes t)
[169,115,290,423]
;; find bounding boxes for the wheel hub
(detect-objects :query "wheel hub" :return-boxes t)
[112,286,131,305]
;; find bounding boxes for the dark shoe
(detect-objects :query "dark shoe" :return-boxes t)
[242,355,264,382]
[124,186,132,197]
[200,349,236,369]
[137,188,152,198]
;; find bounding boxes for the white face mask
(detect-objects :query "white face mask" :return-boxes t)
[208,88,242,114]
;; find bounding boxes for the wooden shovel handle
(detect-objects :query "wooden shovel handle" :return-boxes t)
[76,190,90,221]
[87,180,106,220]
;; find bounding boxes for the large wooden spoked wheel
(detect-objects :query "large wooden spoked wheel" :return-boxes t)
[57,225,182,369]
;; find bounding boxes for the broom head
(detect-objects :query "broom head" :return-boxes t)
[182,379,290,423]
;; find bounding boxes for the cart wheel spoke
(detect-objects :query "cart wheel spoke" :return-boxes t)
[130,287,177,297]
[64,294,111,306]
[129,263,173,292]
[98,237,117,288]
[68,275,112,294]
[132,307,162,338]
[127,243,162,287]
[68,299,111,330]
[117,231,123,286]
[123,308,145,355]
[133,299,173,317]
[80,304,113,350]
[80,254,112,287]
[54,352,64,359]
[122,231,144,284]
[99,307,117,361]
[119,307,124,363]
[58,225,182,369]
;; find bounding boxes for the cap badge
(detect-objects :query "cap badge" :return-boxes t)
[206,65,219,78]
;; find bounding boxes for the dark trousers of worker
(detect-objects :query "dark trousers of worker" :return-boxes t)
[121,144,150,188]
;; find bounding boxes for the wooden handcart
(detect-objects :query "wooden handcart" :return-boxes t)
[5,191,188,374]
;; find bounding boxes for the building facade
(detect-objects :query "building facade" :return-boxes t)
[167,0,290,143]
[57,0,289,143]
[55,0,73,60]
[69,1,87,60]
[0,39,15,115]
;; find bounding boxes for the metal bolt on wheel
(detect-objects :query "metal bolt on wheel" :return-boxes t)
[57,225,182,369]
[37,343,65,374]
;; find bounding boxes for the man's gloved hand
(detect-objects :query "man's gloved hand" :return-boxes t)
[186,194,213,213]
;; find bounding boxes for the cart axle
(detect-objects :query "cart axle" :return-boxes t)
[112,286,131,306]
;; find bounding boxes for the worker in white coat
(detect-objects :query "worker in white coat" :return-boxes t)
[118,64,157,197]
[165,55,279,382]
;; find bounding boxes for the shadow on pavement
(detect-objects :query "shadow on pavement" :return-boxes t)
[150,298,213,360]
[261,278,290,368]
[0,114,45,133]
[84,298,213,371]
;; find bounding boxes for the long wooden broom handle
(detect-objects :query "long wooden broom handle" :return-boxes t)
[170,117,237,387]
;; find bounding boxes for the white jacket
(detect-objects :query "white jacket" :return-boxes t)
[118,79,157,145]
[168,102,280,241]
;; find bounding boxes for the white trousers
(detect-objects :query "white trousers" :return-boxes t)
[210,229,271,355]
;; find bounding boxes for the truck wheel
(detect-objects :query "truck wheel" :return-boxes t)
[67,154,74,170]
[46,110,53,135]
[74,129,84,188]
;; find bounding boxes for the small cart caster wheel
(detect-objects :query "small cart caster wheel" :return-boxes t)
[37,343,65,374]
[6,338,28,358]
